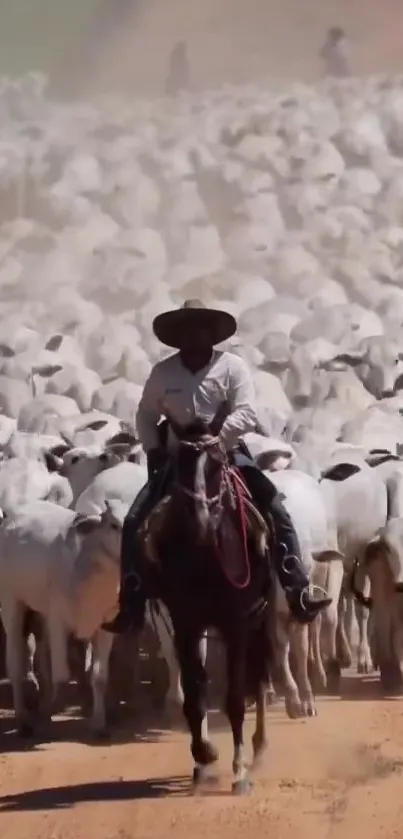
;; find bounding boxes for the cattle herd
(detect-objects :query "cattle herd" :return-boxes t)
[0,70,403,743]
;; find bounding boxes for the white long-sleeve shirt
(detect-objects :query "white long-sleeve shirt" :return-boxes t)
[136,349,257,453]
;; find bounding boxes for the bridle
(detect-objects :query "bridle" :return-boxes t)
[175,437,253,589]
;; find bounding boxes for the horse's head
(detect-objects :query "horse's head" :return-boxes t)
[170,419,227,542]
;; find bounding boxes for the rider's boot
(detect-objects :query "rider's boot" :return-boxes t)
[102,516,146,635]
[237,463,332,623]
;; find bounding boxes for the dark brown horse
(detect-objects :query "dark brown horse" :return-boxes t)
[133,424,274,794]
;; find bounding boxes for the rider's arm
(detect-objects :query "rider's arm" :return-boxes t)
[219,354,257,450]
[135,365,163,453]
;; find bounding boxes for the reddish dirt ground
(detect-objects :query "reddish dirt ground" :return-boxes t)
[1,676,403,839]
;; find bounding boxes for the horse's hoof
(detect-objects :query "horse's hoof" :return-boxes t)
[232,778,252,796]
[192,740,219,766]
[17,721,34,738]
[37,708,52,725]
[90,727,111,742]
[193,766,202,785]
[326,677,340,695]
[192,766,219,789]
[380,666,403,694]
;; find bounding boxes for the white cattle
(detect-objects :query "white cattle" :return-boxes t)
[326,336,403,399]
[0,458,73,510]
[290,303,383,347]
[338,405,403,453]
[290,442,368,481]
[0,376,35,419]
[75,462,188,713]
[91,377,142,420]
[283,344,375,413]
[45,364,102,412]
[2,431,69,462]
[75,461,147,516]
[53,434,140,504]
[0,416,17,447]
[238,296,308,343]
[242,433,296,471]
[265,469,343,716]
[0,333,85,374]
[320,461,388,676]
[0,499,125,735]
[17,394,80,432]
[59,412,135,448]
[351,518,403,691]
[365,450,403,518]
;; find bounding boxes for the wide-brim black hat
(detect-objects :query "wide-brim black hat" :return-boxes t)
[152,299,237,349]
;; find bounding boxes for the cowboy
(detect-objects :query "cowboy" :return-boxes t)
[103,300,331,634]
[320,26,351,78]
[165,40,190,96]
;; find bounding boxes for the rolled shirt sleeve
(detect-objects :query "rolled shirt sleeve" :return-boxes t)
[135,364,163,453]
[219,354,258,450]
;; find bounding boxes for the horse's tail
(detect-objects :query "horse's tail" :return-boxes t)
[245,603,273,699]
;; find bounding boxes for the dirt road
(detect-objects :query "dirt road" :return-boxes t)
[1,676,403,839]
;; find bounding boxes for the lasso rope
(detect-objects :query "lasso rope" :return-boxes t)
[179,438,253,590]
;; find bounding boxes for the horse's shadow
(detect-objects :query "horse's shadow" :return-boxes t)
[0,775,190,812]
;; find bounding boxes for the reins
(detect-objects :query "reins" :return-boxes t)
[176,439,252,590]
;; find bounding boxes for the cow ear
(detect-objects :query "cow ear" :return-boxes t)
[82,419,109,432]
[32,364,63,378]
[0,344,15,358]
[320,462,361,482]
[48,444,72,457]
[45,334,64,352]
[105,431,138,447]
[44,452,63,473]
[319,352,364,371]
[73,514,101,535]
[100,442,132,459]
[256,450,292,470]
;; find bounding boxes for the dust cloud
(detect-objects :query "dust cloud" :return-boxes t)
[52,0,403,99]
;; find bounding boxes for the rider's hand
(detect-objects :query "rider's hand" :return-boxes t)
[201,434,220,448]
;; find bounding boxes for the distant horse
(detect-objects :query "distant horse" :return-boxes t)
[130,420,274,794]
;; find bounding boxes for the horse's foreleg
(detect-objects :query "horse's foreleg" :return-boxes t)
[174,628,217,787]
[251,681,268,770]
[225,633,251,795]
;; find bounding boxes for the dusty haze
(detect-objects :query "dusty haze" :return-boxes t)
[2,0,403,95]
[67,0,403,95]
